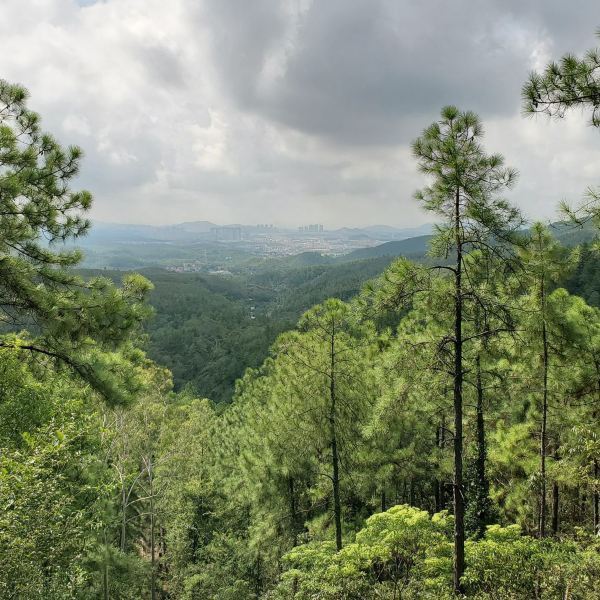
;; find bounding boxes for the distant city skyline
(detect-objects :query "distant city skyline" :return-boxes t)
[3,1,600,227]
[91,218,435,232]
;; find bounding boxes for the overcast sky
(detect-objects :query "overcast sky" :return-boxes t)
[2,1,600,227]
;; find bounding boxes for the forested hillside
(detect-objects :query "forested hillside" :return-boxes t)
[76,233,596,404]
[77,257,394,401]
[6,29,600,600]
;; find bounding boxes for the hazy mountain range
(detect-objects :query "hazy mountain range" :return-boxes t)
[80,221,434,245]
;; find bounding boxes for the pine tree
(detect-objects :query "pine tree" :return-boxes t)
[523,30,600,127]
[410,106,522,593]
[522,30,600,226]
[0,79,152,403]
[275,299,375,551]
[516,223,578,536]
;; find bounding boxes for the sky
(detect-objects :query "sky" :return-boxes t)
[2,0,600,227]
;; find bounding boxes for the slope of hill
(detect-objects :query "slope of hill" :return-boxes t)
[550,221,597,247]
[78,256,393,401]
[341,235,432,260]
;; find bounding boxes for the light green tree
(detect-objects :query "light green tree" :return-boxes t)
[389,106,522,593]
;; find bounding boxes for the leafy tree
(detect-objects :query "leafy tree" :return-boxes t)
[0,348,110,598]
[523,30,600,127]
[0,79,152,404]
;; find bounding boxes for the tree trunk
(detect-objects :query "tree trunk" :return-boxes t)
[381,489,387,513]
[539,280,548,539]
[551,481,559,535]
[103,530,110,600]
[120,485,127,552]
[289,476,299,546]
[255,553,262,597]
[594,460,599,534]
[594,383,600,535]
[453,186,465,595]
[104,561,109,600]
[475,353,488,537]
[434,425,441,512]
[329,327,343,551]
[149,458,156,600]
[439,415,447,511]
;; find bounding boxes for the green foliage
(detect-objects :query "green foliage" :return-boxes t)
[0,352,104,598]
[271,509,600,600]
[523,30,600,229]
[0,80,153,404]
[523,30,600,126]
[269,506,452,600]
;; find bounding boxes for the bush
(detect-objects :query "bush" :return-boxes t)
[268,505,452,599]
[269,506,600,599]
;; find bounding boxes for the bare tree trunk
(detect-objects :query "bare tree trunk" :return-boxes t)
[104,562,109,600]
[381,489,387,513]
[434,424,441,512]
[255,553,262,597]
[289,476,299,546]
[103,530,110,600]
[551,481,559,535]
[594,460,599,534]
[439,415,447,511]
[453,186,465,595]
[594,385,600,535]
[329,326,343,551]
[475,353,489,537]
[149,458,156,600]
[539,282,548,539]
[120,485,127,552]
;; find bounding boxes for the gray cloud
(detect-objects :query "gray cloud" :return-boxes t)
[1,0,599,226]
[202,0,578,144]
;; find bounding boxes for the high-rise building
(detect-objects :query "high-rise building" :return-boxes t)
[298,224,324,233]
[211,226,242,241]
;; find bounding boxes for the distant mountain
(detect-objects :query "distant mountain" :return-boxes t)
[82,222,164,243]
[330,224,433,241]
[361,223,434,240]
[549,221,597,247]
[82,220,436,245]
[340,235,432,261]
[330,228,372,240]
[168,221,217,234]
[79,221,219,244]
[337,222,597,263]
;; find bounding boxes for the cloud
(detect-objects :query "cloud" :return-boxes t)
[1,0,599,226]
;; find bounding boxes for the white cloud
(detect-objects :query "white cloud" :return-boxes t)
[1,0,599,227]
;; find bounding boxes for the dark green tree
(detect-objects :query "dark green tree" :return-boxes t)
[275,299,375,551]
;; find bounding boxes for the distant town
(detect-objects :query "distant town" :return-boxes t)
[77,220,433,272]
[209,223,380,257]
